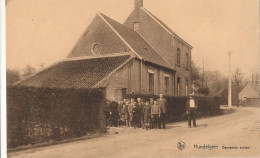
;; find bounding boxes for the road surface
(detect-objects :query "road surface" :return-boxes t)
[8,107,260,157]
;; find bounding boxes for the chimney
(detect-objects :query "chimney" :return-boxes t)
[135,0,143,10]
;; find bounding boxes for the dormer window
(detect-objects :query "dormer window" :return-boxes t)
[133,22,140,33]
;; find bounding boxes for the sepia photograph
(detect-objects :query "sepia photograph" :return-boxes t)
[1,0,260,157]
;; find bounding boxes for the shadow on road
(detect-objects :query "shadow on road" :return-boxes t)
[166,125,182,129]
[196,124,208,127]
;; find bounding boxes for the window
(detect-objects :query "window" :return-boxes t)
[91,43,102,55]
[177,48,181,67]
[177,77,180,96]
[186,53,189,69]
[133,22,140,33]
[164,76,169,94]
[128,66,132,93]
[149,73,154,94]
[185,80,188,96]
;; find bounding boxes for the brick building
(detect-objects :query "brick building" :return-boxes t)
[18,0,193,100]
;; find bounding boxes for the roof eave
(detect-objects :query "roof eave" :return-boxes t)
[135,57,176,72]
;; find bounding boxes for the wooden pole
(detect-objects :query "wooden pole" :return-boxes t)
[228,52,232,108]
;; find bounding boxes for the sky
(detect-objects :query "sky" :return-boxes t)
[6,0,260,78]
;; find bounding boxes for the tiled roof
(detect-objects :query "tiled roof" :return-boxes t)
[17,55,131,89]
[141,7,193,49]
[99,13,174,70]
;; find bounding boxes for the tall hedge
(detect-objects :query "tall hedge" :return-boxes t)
[125,94,225,122]
[7,86,106,148]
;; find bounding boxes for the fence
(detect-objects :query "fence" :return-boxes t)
[7,86,106,148]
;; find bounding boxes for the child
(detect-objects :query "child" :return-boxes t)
[143,101,151,130]
[120,101,128,127]
[151,101,161,129]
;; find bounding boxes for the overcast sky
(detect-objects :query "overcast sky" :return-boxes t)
[6,0,260,78]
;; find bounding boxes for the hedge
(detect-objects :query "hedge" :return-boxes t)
[125,94,225,122]
[7,86,106,148]
[8,86,226,148]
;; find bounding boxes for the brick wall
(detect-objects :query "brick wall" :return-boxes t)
[124,9,174,66]
[67,15,131,58]
[100,59,176,100]
[124,8,192,97]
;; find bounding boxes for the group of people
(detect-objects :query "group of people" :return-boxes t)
[104,94,167,130]
[105,94,197,130]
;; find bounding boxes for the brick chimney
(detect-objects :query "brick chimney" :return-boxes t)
[135,0,143,10]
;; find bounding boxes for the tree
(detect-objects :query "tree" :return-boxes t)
[190,60,210,96]
[6,69,20,86]
[191,60,229,96]
[22,65,36,78]
[232,68,245,105]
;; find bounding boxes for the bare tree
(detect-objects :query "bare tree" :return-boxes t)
[190,60,210,96]
[22,64,36,78]
[6,69,20,86]
[232,68,245,105]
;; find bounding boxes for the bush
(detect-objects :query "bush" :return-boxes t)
[7,86,106,148]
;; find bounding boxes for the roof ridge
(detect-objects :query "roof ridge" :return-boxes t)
[141,7,193,49]
[137,33,174,70]
[99,13,174,70]
[63,52,133,62]
[97,12,143,60]
[141,7,172,35]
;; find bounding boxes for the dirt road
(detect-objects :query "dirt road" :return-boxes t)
[8,107,260,158]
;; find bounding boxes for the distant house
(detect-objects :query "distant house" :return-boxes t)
[238,83,260,105]
[17,0,193,100]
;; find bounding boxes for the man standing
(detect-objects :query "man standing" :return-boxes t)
[185,95,197,128]
[158,94,167,129]
[137,98,144,129]
[110,97,119,127]
[130,98,138,128]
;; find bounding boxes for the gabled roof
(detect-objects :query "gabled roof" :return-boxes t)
[141,7,193,49]
[17,54,131,89]
[251,84,260,93]
[98,13,174,70]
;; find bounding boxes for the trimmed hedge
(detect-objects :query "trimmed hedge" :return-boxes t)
[125,94,225,122]
[7,86,226,148]
[7,86,106,148]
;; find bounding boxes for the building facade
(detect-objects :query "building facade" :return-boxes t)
[17,0,193,100]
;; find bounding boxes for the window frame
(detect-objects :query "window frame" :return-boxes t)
[177,48,181,67]
[186,52,189,70]
[133,22,140,33]
[148,72,155,94]
[185,79,189,96]
[177,77,181,96]
[164,76,170,94]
